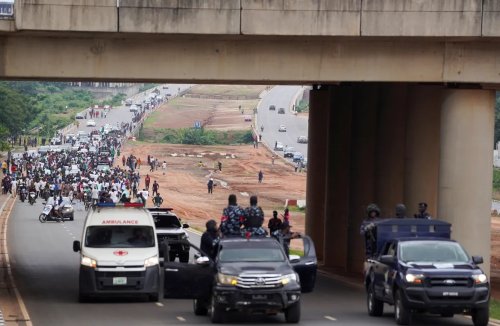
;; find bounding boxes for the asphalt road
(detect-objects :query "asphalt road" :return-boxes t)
[257,86,309,160]
[7,201,476,326]
[76,84,193,136]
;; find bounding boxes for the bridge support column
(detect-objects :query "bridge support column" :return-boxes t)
[374,84,408,216]
[347,84,379,273]
[438,89,495,275]
[323,85,353,271]
[404,86,442,217]
[306,86,332,262]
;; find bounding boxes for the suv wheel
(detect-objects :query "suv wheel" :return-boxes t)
[193,298,208,316]
[472,307,489,326]
[210,296,224,324]
[284,301,301,323]
[367,283,383,317]
[394,289,411,325]
[148,292,159,302]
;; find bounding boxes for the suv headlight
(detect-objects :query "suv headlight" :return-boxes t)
[405,273,425,284]
[281,273,299,285]
[81,256,97,268]
[144,255,159,267]
[472,274,488,284]
[217,273,238,286]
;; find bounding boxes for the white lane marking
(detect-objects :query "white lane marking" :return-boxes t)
[324,315,337,321]
[155,302,164,307]
[176,316,186,322]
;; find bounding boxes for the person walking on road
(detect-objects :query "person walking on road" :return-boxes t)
[258,170,263,183]
[268,210,282,234]
[152,180,159,197]
[201,220,218,259]
[145,174,151,191]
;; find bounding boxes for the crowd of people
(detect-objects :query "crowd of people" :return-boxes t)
[201,194,299,258]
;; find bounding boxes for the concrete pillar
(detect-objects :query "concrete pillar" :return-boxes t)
[305,86,331,262]
[438,89,495,275]
[323,85,353,271]
[374,84,409,216]
[404,86,442,217]
[348,84,379,273]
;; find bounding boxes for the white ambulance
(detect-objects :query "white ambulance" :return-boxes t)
[73,203,160,302]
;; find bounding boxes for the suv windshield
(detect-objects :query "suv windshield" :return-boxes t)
[85,226,155,248]
[399,241,469,263]
[219,246,286,263]
[153,215,181,228]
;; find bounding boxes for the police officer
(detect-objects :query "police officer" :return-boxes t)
[201,220,218,259]
[243,196,266,237]
[414,202,432,219]
[360,203,381,257]
[220,194,246,237]
[395,203,408,219]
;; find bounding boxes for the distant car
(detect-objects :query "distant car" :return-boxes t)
[278,107,285,114]
[244,115,252,122]
[65,134,75,142]
[75,113,85,120]
[38,146,51,154]
[129,105,138,112]
[162,85,169,89]
[269,105,276,111]
[275,142,284,151]
[86,120,96,127]
[166,93,172,97]
[284,147,295,158]
[50,137,62,145]
[293,152,304,162]
[297,136,308,143]
[125,99,133,106]
[278,125,287,132]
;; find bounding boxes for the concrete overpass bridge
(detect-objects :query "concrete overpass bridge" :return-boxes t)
[2,0,500,275]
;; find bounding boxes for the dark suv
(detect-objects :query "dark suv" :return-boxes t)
[163,236,317,323]
[148,208,190,263]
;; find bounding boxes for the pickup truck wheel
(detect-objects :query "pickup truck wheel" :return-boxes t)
[367,284,384,317]
[210,296,224,323]
[284,301,301,323]
[193,299,208,316]
[148,292,159,302]
[471,307,489,326]
[394,290,411,325]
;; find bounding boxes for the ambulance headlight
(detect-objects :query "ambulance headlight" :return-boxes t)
[81,256,97,268]
[144,255,159,267]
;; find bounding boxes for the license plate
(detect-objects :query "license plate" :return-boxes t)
[252,294,267,300]
[113,277,127,285]
[442,292,458,297]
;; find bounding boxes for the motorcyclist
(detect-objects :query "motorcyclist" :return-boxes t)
[152,193,163,207]
[47,194,63,221]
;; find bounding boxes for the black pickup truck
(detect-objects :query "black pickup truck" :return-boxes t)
[363,219,489,326]
[162,236,317,323]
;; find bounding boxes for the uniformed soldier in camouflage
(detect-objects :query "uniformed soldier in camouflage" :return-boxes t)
[220,194,246,237]
[243,195,267,237]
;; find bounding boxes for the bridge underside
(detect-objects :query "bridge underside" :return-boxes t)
[1,34,500,85]
[306,83,495,275]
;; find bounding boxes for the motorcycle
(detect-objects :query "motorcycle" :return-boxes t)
[39,199,74,223]
[28,192,36,205]
[19,187,27,203]
[39,203,62,223]
[41,188,50,201]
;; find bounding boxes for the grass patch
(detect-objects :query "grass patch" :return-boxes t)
[140,127,254,145]
[289,248,304,257]
[287,206,306,213]
[189,85,265,98]
[494,168,500,200]
[490,299,500,320]
[295,98,309,113]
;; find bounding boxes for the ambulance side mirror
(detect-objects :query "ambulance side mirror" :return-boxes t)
[73,240,81,252]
